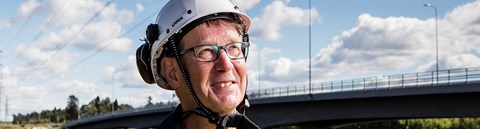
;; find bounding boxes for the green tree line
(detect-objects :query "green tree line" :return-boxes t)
[11,95,177,125]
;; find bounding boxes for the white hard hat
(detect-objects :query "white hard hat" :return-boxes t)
[139,0,251,90]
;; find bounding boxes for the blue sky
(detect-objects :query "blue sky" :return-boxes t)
[0,0,479,121]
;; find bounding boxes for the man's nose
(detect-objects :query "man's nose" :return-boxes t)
[214,49,234,72]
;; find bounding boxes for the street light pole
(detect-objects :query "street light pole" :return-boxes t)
[258,51,261,95]
[308,0,312,95]
[423,3,439,83]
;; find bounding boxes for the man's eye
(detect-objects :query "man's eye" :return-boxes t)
[196,46,217,59]
[229,44,241,49]
[228,46,241,55]
[198,48,215,55]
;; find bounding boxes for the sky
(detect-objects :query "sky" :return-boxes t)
[0,0,479,122]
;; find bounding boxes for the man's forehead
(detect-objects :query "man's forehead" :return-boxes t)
[181,23,241,46]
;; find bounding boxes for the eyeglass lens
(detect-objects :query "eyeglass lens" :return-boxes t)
[194,42,248,62]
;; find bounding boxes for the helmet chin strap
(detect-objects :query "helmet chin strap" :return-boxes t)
[168,35,258,129]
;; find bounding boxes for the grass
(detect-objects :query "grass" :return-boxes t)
[0,123,62,129]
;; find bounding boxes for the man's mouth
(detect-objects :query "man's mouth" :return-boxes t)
[213,82,233,88]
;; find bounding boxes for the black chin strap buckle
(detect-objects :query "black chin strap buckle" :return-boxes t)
[209,114,223,125]
[206,112,226,129]
[190,107,225,128]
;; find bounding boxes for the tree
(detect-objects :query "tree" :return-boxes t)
[11,95,135,125]
[65,95,79,121]
[146,96,154,107]
[29,111,40,124]
[80,104,90,118]
[50,107,60,123]
[94,96,101,115]
[14,113,25,125]
[12,114,18,124]
[99,97,112,113]
[118,104,133,110]
[113,99,119,111]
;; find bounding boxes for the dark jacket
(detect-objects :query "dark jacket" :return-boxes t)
[156,105,183,129]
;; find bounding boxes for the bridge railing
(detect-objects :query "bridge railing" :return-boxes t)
[66,67,480,126]
[248,67,480,99]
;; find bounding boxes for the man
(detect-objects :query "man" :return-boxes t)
[135,0,259,128]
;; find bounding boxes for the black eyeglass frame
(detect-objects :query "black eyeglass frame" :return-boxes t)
[179,42,250,62]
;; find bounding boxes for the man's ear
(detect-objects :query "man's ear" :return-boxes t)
[161,57,182,89]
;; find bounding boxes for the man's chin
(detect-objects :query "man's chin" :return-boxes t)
[210,101,240,115]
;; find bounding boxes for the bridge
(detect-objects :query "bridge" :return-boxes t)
[62,67,480,129]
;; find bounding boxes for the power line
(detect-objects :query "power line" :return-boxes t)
[33,9,157,84]
[5,32,42,66]
[9,0,75,58]
[25,0,114,78]
[1,9,35,50]
[0,0,67,50]
[5,0,75,66]
[43,0,76,29]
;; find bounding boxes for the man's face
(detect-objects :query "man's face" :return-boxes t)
[180,20,247,115]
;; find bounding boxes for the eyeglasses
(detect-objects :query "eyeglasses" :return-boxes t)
[179,42,250,62]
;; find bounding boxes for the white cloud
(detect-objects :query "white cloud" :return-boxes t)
[52,79,97,97]
[444,1,480,53]
[246,42,281,67]
[265,57,307,78]
[103,55,145,86]
[100,55,180,107]
[322,14,429,71]
[247,44,284,89]
[9,86,47,109]
[32,0,134,52]
[73,21,132,52]
[100,3,135,24]
[103,55,178,107]
[444,54,480,69]
[250,0,319,41]
[136,3,144,12]
[260,1,480,85]
[115,86,176,108]
[445,1,480,34]
[11,0,40,22]
[11,0,134,79]
[42,0,105,26]
[15,44,77,79]
[31,21,132,53]
[3,0,138,116]
[231,0,260,11]
[0,20,10,29]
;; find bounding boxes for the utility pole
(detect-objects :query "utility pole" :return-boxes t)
[0,49,3,122]
[5,96,7,122]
